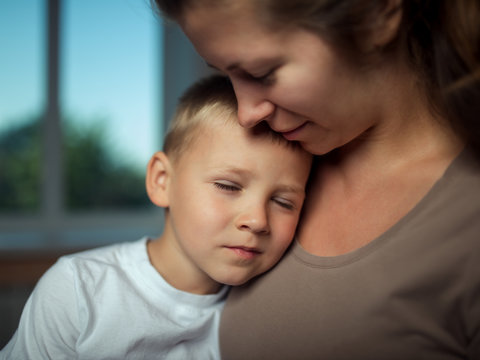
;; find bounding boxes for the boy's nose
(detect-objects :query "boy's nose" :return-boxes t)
[235,204,270,235]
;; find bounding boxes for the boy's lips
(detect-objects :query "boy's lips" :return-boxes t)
[224,246,262,260]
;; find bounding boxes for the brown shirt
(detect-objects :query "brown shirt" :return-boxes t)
[220,149,480,360]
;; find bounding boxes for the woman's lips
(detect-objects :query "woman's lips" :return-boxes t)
[280,122,307,141]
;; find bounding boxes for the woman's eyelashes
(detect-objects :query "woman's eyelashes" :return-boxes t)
[246,69,276,84]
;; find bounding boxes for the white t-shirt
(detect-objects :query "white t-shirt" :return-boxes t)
[1,238,229,360]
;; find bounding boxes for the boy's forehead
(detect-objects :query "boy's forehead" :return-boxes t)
[197,120,279,149]
[191,121,311,166]
[171,119,312,193]
[199,117,298,149]
[171,111,311,173]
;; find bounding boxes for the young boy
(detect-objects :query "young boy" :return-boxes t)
[1,75,312,359]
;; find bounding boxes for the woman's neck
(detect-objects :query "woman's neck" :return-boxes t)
[335,60,462,183]
[298,64,463,257]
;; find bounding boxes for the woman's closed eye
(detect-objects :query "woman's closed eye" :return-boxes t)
[244,67,278,85]
[249,71,273,83]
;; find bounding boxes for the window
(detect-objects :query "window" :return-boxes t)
[62,0,159,211]
[0,0,44,214]
[0,0,210,251]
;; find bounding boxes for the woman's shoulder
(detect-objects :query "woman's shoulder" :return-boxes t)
[449,147,480,177]
[438,147,480,203]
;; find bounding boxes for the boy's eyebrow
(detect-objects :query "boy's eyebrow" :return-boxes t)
[276,185,306,196]
[214,166,252,178]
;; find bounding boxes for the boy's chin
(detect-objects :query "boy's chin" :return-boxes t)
[213,271,260,287]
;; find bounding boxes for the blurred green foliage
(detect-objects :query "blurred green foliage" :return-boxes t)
[0,120,42,212]
[0,118,150,213]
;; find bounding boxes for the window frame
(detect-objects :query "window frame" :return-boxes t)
[0,0,210,252]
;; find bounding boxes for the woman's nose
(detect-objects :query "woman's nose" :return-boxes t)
[235,203,270,235]
[233,82,275,128]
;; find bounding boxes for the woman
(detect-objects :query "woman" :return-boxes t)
[153,0,480,358]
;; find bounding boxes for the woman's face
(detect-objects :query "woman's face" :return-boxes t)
[181,4,382,155]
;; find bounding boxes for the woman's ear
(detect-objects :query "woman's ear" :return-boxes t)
[146,151,172,208]
[366,0,403,50]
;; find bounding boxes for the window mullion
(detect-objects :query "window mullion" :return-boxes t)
[42,0,63,246]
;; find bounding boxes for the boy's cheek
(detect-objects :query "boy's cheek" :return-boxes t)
[282,214,301,234]
[273,218,299,247]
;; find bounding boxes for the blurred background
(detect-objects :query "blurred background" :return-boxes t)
[0,0,210,347]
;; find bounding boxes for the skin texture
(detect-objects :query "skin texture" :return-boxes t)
[181,5,385,156]
[146,119,312,294]
[180,4,463,256]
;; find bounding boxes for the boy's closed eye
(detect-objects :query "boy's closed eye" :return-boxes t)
[272,197,296,211]
[213,181,241,192]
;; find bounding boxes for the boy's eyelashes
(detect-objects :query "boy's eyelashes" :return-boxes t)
[213,181,241,192]
[213,181,298,211]
[272,197,295,211]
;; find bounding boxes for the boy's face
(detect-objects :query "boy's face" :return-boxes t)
[155,120,311,293]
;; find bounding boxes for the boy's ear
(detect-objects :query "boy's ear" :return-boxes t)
[146,151,172,208]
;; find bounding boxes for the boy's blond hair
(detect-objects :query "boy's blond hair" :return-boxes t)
[163,75,302,163]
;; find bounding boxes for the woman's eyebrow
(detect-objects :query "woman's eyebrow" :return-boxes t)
[205,62,218,70]
[206,61,241,72]
[207,57,277,72]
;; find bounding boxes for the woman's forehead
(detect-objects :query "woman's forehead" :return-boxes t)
[181,5,288,65]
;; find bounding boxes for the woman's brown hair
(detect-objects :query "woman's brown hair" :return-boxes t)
[153,0,480,156]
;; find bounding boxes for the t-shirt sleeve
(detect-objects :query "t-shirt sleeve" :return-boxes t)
[468,331,480,359]
[1,257,80,359]
[466,246,480,359]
